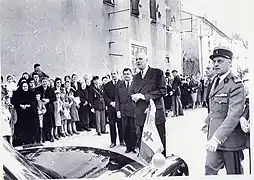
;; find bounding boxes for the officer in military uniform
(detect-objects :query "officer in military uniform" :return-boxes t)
[204,47,246,175]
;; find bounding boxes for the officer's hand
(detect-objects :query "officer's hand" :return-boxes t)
[206,138,219,152]
[240,117,250,133]
[91,108,95,113]
[117,111,121,118]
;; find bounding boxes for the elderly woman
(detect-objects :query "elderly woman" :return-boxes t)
[11,81,37,146]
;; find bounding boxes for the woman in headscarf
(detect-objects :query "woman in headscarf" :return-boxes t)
[17,72,30,87]
[11,81,38,146]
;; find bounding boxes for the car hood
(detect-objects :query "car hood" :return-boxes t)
[19,146,144,179]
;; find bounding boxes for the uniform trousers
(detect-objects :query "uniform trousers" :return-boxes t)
[205,150,244,175]
[95,110,106,133]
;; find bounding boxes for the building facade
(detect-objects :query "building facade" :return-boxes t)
[1,0,182,79]
[181,11,232,76]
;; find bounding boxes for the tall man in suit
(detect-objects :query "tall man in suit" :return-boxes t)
[130,52,167,157]
[204,47,246,175]
[115,68,137,153]
[171,70,183,117]
[104,70,124,148]
[201,63,216,132]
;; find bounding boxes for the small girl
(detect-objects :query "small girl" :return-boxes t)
[53,90,64,139]
[1,95,13,144]
[35,91,47,143]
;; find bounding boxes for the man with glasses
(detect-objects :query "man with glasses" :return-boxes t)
[204,47,246,175]
[130,52,167,157]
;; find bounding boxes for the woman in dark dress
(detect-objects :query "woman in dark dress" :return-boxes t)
[11,81,37,146]
[76,81,91,131]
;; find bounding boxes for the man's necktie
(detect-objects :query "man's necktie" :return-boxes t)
[126,81,130,91]
[141,70,144,79]
[214,76,220,90]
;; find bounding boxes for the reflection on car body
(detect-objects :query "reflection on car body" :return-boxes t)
[3,139,189,179]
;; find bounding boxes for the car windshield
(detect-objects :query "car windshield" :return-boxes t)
[3,139,51,179]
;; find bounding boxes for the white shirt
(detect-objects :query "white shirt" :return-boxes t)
[141,65,149,79]
[218,71,231,84]
[125,80,132,88]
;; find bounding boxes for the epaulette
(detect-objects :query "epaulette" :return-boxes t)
[231,76,242,84]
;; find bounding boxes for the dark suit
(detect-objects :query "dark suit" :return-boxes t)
[130,67,167,156]
[115,81,136,150]
[103,80,124,144]
[89,85,106,133]
[35,86,56,140]
[171,75,183,116]
[204,73,246,175]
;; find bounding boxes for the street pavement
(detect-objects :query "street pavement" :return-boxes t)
[43,107,250,176]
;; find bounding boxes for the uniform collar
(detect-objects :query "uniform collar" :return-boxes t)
[218,71,230,84]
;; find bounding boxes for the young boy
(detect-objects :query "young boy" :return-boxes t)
[35,91,47,143]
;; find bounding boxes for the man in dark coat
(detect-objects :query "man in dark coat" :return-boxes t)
[171,70,183,117]
[204,46,246,175]
[103,70,124,148]
[30,63,49,83]
[115,68,137,153]
[130,52,167,157]
[35,77,56,142]
[201,63,216,132]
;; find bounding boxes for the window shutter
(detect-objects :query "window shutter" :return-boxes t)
[150,0,157,21]
[131,0,140,16]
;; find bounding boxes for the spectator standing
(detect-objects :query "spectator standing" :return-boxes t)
[171,70,183,117]
[30,63,49,82]
[115,68,137,153]
[90,76,106,136]
[2,94,13,144]
[77,81,91,131]
[35,91,46,143]
[103,70,124,148]
[6,74,17,98]
[189,74,199,109]
[53,90,64,139]
[12,81,37,146]
[36,77,56,142]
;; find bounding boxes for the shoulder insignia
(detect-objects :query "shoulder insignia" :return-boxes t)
[224,78,229,83]
[231,76,242,84]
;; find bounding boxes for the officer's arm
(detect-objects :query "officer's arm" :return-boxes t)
[213,83,245,144]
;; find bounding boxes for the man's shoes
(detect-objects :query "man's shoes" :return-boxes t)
[110,143,116,148]
[101,131,109,134]
[73,131,80,135]
[84,127,91,132]
[132,149,137,154]
[97,132,101,136]
[179,114,184,116]
[171,115,178,117]
[125,149,131,153]
[120,142,125,146]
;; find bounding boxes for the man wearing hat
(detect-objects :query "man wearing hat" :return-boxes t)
[204,46,246,175]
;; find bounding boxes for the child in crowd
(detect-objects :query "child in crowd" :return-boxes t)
[6,74,17,98]
[69,91,80,135]
[35,91,47,143]
[53,90,64,139]
[62,90,72,136]
[1,95,13,144]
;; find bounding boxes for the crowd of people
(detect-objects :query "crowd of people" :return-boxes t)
[1,46,251,175]
[1,62,206,147]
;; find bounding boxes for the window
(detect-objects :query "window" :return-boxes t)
[130,0,140,17]
[150,0,157,23]
[103,0,115,6]
[166,8,172,31]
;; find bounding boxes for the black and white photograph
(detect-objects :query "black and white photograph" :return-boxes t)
[1,0,252,179]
